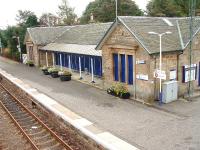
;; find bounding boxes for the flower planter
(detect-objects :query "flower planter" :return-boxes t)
[119,92,130,99]
[107,88,115,96]
[60,75,71,81]
[51,72,59,78]
[43,70,49,75]
[28,64,34,67]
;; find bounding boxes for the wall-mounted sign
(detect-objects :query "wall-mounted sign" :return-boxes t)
[182,64,197,83]
[136,60,146,64]
[136,74,148,81]
[154,70,166,80]
[170,69,177,80]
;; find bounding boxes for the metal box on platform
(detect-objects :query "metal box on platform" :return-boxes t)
[162,81,178,103]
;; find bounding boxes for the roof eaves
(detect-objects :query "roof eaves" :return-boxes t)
[150,49,183,55]
[95,20,118,50]
[118,17,151,54]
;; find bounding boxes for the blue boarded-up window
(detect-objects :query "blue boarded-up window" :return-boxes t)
[128,55,133,85]
[61,53,65,67]
[199,62,200,86]
[113,54,119,81]
[64,53,68,67]
[94,57,102,77]
[120,54,126,83]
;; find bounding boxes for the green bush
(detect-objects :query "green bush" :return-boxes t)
[58,70,72,76]
[26,60,34,65]
[48,67,60,73]
[107,83,129,96]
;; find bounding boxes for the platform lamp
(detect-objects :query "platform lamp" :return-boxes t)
[148,31,172,105]
[12,36,22,62]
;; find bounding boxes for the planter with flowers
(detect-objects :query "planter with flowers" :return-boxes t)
[59,70,72,81]
[40,66,49,75]
[48,67,60,78]
[26,60,34,67]
[107,83,130,99]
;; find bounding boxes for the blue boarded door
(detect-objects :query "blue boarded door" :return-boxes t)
[199,62,200,86]
[121,54,126,83]
[128,55,134,85]
[113,54,119,81]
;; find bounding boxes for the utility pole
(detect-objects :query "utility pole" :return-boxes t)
[188,0,196,100]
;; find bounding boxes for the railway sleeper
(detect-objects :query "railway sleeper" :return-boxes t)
[33,133,53,143]
[36,138,59,149]
[41,142,66,150]
[28,128,49,137]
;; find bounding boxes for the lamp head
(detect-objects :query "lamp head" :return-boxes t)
[165,31,172,34]
[148,32,158,35]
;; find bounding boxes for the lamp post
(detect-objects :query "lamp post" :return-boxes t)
[148,31,172,105]
[115,0,118,20]
[12,36,22,62]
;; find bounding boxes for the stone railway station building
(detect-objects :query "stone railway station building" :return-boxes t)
[24,16,200,103]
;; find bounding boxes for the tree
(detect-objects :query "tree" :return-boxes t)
[147,0,200,17]
[39,13,60,27]
[16,10,35,25]
[80,0,143,24]
[58,0,77,25]
[146,0,180,17]
[25,15,39,27]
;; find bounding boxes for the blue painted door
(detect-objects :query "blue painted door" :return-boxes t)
[113,54,119,81]
[128,55,133,85]
[64,53,68,67]
[95,57,102,77]
[121,54,126,83]
[199,62,200,86]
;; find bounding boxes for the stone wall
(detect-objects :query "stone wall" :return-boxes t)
[178,33,200,96]
[102,24,154,102]
[39,50,53,67]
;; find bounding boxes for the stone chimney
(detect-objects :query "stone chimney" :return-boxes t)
[90,13,94,21]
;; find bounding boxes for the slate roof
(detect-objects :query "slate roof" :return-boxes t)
[25,26,73,45]
[54,22,113,45]
[97,16,200,54]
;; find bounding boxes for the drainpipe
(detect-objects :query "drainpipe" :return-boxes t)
[154,55,157,100]
[52,53,55,67]
[46,51,49,67]
[177,52,183,81]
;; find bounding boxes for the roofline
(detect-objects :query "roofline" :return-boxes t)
[25,28,36,45]
[183,25,200,49]
[52,27,74,43]
[176,20,184,49]
[95,19,118,50]
[118,17,151,54]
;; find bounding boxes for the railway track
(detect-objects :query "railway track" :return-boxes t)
[0,83,73,150]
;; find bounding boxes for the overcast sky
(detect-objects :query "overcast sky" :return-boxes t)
[0,0,149,29]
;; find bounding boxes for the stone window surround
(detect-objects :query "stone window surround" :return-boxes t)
[112,51,135,85]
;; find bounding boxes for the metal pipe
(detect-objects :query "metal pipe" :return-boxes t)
[60,53,62,70]
[52,53,55,67]
[91,58,95,83]
[79,56,82,80]
[46,51,49,67]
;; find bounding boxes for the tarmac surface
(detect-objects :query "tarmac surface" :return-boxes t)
[0,56,200,150]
